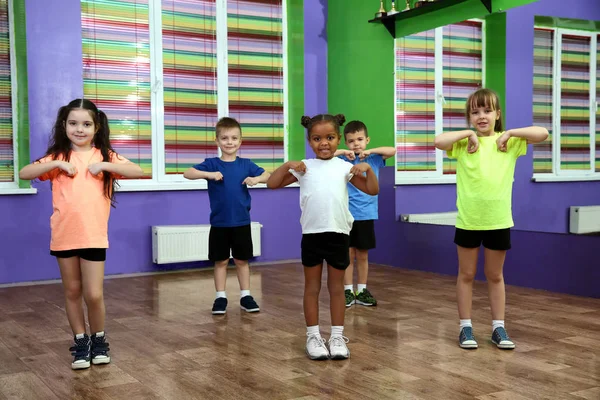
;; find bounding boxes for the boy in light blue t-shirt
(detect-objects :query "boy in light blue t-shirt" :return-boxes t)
[336,121,396,307]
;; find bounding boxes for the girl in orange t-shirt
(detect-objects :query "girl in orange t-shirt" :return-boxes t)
[19,99,143,370]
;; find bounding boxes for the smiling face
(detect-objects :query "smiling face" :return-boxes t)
[65,109,97,151]
[308,122,340,160]
[469,106,500,136]
[216,127,242,157]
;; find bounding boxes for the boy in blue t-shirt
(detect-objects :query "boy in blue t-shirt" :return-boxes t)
[336,121,396,307]
[184,117,270,315]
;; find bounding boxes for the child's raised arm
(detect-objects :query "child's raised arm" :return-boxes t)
[19,160,75,180]
[360,146,396,160]
[267,161,300,189]
[505,126,549,144]
[94,162,144,179]
[434,130,477,151]
[183,167,222,181]
[349,163,379,195]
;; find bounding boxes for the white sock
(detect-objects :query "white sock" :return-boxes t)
[331,326,344,337]
[492,320,505,331]
[357,284,367,293]
[307,325,320,337]
[459,319,472,332]
[240,289,250,298]
[216,291,227,299]
[94,331,104,337]
[344,285,353,292]
[75,333,86,339]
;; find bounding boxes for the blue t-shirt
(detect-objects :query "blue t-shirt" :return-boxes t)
[193,157,265,227]
[339,153,385,221]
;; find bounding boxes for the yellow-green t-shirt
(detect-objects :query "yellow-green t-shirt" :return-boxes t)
[447,132,527,230]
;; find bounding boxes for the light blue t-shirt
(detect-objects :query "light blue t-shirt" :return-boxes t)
[339,154,385,220]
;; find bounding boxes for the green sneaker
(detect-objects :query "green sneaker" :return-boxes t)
[355,288,377,306]
[345,289,355,307]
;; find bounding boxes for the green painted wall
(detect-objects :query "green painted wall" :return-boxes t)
[328,1,395,165]
[287,0,305,161]
[328,1,529,163]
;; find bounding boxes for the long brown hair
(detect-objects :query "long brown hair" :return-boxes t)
[42,99,119,206]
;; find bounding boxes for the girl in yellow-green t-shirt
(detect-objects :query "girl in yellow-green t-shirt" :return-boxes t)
[434,88,548,351]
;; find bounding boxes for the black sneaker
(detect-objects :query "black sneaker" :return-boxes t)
[459,326,478,349]
[91,332,111,365]
[69,333,91,370]
[491,327,515,350]
[345,289,355,307]
[355,288,377,306]
[212,297,228,315]
[240,295,260,313]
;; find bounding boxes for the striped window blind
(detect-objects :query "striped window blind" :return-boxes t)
[0,0,13,183]
[560,34,591,171]
[395,29,436,172]
[442,20,483,175]
[227,0,284,173]
[82,0,152,177]
[162,0,218,174]
[532,28,554,174]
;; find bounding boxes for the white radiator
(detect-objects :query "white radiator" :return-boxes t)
[152,222,263,264]
[400,211,457,226]
[569,206,600,234]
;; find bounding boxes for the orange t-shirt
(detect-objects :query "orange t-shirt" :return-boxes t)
[36,148,132,251]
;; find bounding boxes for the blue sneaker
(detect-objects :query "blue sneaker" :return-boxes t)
[70,333,91,369]
[459,326,478,349]
[491,327,515,349]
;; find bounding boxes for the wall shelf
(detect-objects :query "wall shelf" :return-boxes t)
[368,0,493,37]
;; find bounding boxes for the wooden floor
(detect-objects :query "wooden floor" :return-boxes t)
[0,263,598,400]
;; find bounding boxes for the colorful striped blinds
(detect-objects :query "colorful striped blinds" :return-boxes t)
[560,34,591,171]
[82,0,152,177]
[395,29,436,172]
[532,28,554,174]
[395,21,482,175]
[442,20,483,175]
[596,34,600,172]
[227,0,284,173]
[162,0,218,174]
[0,0,13,183]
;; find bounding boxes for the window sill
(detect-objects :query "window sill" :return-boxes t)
[116,180,299,192]
[395,176,456,185]
[0,187,37,195]
[532,174,600,183]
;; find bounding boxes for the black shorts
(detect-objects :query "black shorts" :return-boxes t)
[454,228,511,251]
[50,248,107,262]
[209,225,253,262]
[301,232,350,270]
[349,220,376,250]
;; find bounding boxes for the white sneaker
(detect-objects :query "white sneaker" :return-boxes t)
[328,335,350,360]
[305,334,329,360]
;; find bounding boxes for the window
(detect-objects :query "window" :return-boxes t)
[0,0,32,194]
[81,0,286,191]
[395,20,484,185]
[533,27,599,181]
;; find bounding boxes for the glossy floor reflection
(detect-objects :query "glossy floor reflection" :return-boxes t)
[0,263,598,399]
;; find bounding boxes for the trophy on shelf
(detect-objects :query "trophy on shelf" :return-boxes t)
[374,0,387,18]
[403,0,411,11]
[388,0,399,15]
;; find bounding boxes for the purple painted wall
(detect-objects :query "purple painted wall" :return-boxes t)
[303,0,327,158]
[0,0,309,284]
[372,168,600,298]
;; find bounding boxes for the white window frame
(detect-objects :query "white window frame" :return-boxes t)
[0,0,35,195]
[532,27,599,183]
[395,19,485,185]
[116,0,288,192]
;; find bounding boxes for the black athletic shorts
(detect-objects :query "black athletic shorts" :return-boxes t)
[209,225,253,261]
[301,232,350,270]
[454,228,511,251]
